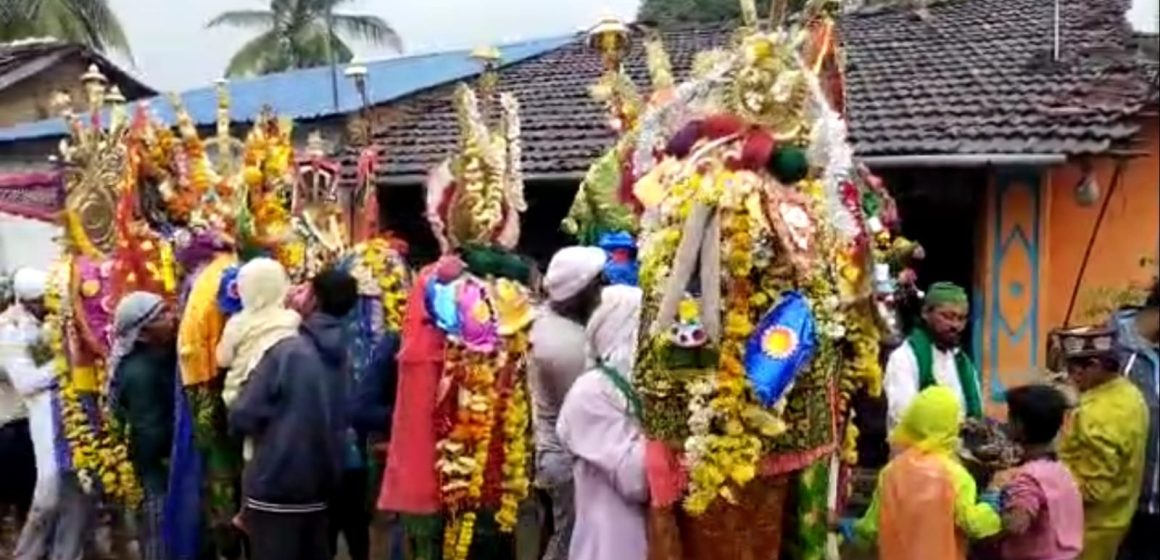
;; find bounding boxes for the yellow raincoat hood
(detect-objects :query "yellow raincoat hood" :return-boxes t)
[889,386,962,455]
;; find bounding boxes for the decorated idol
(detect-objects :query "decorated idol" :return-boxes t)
[378,47,536,560]
[619,1,919,558]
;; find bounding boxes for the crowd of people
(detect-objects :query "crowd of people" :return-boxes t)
[1,247,1156,560]
[839,278,1159,560]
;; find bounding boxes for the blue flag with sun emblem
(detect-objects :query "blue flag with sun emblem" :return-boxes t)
[744,291,818,408]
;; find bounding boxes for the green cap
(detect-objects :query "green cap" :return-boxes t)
[925,281,968,307]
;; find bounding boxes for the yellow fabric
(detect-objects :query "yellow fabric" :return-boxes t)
[1059,376,1149,560]
[889,385,961,454]
[853,387,1001,558]
[178,253,236,386]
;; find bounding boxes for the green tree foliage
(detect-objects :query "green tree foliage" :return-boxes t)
[637,0,809,25]
[0,0,131,56]
[207,0,402,77]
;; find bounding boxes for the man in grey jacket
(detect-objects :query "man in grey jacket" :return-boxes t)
[528,247,607,560]
[230,268,358,560]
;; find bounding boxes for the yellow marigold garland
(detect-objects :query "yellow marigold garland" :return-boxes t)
[684,205,764,515]
[46,260,142,507]
[496,332,531,531]
[361,239,408,332]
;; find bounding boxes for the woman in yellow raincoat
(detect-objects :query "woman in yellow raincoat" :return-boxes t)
[844,386,1002,559]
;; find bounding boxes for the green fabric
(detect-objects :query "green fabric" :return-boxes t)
[786,460,830,560]
[459,245,532,284]
[114,345,177,494]
[924,282,968,307]
[907,328,983,419]
[853,453,1002,545]
[598,363,642,420]
[401,514,444,560]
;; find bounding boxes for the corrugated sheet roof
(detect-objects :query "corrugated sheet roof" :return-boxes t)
[0,34,574,143]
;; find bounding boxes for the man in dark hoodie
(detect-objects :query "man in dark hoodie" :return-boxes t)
[230,267,358,560]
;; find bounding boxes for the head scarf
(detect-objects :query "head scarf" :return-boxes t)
[12,267,47,301]
[106,291,167,406]
[924,282,968,308]
[238,258,291,311]
[889,386,962,455]
[217,258,301,406]
[586,285,643,379]
[544,246,607,303]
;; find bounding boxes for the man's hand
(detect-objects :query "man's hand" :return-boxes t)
[28,338,53,367]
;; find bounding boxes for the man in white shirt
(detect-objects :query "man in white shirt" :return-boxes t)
[884,281,983,432]
[0,268,91,560]
[0,312,35,538]
[528,246,607,560]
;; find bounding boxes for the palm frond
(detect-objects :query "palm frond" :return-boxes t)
[292,30,352,68]
[206,9,277,30]
[329,13,401,52]
[224,30,285,76]
[3,0,132,56]
[71,0,132,57]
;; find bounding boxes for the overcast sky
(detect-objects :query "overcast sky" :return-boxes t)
[108,0,1158,92]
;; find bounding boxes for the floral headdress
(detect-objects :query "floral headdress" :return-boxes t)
[426,50,526,254]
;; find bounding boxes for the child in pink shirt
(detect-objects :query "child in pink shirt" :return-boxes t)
[997,384,1084,560]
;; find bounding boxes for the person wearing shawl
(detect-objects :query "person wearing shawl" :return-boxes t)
[1056,326,1149,560]
[556,285,648,560]
[218,258,301,409]
[841,386,1001,559]
[109,291,179,560]
[229,268,357,560]
[1,268,92,560]
[528,246,608,560]
[216,257,301,473]
[884,282,983,431]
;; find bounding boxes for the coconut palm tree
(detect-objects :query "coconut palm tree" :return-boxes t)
[0,0,131,56]
[207,0,402,77]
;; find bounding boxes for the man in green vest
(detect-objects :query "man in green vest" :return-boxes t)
[883,282,984,432]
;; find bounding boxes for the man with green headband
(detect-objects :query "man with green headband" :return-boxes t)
[884,281,983,431]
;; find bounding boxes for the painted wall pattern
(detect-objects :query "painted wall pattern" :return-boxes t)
[985,167,1043,404]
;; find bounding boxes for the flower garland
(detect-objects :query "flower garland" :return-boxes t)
[361,239,409,332]
[496,331,531,531]
[684,204,763,515]
[438,346,497,560]
[45,260,142,506]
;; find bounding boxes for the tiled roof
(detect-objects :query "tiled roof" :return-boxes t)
[0,35,574,143]
[370,0,1148,182]
[0,39,154,99]
[842,0,1146,155]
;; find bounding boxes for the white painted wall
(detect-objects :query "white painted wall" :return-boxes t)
[0,212,60,273]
